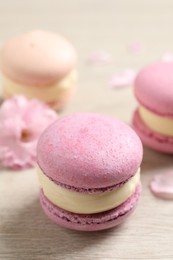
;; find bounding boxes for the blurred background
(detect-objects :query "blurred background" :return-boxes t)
[1,0,173,121]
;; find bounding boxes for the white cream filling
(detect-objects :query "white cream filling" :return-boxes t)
[139,106,173,137]
[37,166,140,214]
[2,70,77,102]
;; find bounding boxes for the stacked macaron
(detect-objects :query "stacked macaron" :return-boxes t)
[0,30,77,110]
[133,61,173,153]
[37,113,143,231]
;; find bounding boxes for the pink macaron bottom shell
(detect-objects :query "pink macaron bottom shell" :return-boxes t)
[39,184,141,231]
[132,109,173,154]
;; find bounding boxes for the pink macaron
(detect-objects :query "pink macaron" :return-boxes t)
[37,113,143,231]
[132,61,173,153]
[0,30,77,110]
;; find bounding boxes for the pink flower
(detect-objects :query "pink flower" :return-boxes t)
[162,52,173,62]
[150,171,173,200]
[127,41,143,54]
[87,50,112,65]
[0,96,58,170]
[109,69,137,89]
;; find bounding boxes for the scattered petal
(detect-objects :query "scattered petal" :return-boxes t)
[162,52,173,62]
[128,41,143,54]
[109,69,137,89]
[87,51,112,65]
[0,96,58,170]
[150,171,173,200]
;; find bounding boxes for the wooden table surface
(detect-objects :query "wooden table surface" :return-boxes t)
[1,1,173,259]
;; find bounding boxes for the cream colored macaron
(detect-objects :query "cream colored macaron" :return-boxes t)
[0,30,77,110]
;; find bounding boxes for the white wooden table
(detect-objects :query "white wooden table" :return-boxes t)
[1,1,173,259]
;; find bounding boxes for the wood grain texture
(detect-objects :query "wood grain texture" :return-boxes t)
[1,1,173,259]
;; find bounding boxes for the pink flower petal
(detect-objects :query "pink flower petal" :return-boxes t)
[87,51,112,65]
[109,69,137,89]
[0,95,58,170]
[128,41,143,54]
[162,52,173,62]
[150,171,173,200]
[23,100,58,140]
[0,95,28,120]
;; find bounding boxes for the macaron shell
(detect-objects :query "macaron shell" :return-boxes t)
[132,109,173,153]
[0,30,77,85]
[37,113,143,189]
[135,62,173,117]
[40,184,141,231]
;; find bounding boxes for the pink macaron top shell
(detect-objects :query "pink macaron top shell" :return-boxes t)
[37,113,143,189]
[0,30,77,86]
[135,61,173,118]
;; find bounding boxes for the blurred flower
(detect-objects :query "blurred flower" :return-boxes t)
[150,171,173,200]
[162,52,173,62]
[87,50,112,65]
[0,96,58,170]
[109,69,137,89]
[127,41,143,54]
